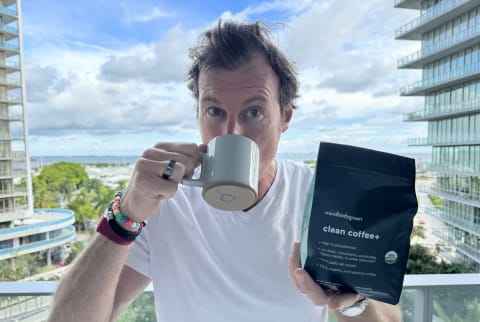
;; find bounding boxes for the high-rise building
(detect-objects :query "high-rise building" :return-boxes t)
[396,0,480,272]
[0,0,75,267]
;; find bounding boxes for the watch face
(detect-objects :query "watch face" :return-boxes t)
[339,299,368,317]
[341,306,365,317]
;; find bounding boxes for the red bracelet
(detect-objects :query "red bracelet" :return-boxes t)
[96,216,133,246]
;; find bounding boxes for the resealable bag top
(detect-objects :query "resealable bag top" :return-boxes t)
[300,142,418,305]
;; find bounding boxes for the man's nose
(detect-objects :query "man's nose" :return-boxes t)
[225,119,244,136]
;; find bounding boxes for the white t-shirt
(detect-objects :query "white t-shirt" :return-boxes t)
[126,159,327,322]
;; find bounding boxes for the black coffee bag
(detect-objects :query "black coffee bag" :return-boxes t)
[300,142,418,305]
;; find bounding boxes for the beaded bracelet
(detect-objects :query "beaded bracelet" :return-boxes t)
[105,191,147,231]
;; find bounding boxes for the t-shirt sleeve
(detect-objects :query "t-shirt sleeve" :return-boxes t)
[125,227,151,279]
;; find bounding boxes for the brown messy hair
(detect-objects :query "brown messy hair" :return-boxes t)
[187,20,299,112]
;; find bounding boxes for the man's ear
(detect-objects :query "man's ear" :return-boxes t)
[281,104,293,133]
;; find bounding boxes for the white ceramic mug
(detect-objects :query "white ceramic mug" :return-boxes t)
[182,134,260,211]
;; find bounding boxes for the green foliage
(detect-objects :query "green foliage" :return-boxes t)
[0,253,43,281]
[428,194,443,209]
[407,244,473,274]
[118,293,157,322]
[433,294,480,322]
[36,162,88,201]
[410,224,427,240]
[64,241,85,265]
[32,179,59,208]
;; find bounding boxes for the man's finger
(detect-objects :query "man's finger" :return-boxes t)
[293,268,328,307]
[288,241,302,289]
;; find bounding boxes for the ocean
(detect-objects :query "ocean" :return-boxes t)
[30,151,431,168]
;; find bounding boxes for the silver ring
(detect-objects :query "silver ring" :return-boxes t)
[162,160,176,180]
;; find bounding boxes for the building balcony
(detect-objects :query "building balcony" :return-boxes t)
[0,41,19,53]
[0,226,76,261]
[0,60,20,71]
[0,187,27,198]
[0,112,22,121]
[0,209,75,242]
[0,24,18,41]
[432,226,480,263]
[0,150,26,161]
[0,6,17,25]
[0,169,27,179]
[0,275,479,322]
[403,98,480,121]
[0,95,21,104]
[400,63,480,96]
[426,206,480,237]
[394,0,421,10]
[0,134,24,141]
[428,185,480,207]
[0,209,75,260]
[398,25,480,69]
[0,207,30,224]
[395,0,477,40]
[429,165,480,177]
[0,77,21,88]
[407,132,480,147]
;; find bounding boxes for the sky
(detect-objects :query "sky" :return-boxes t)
[19,0,429,158]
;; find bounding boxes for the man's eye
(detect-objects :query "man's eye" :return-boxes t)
[246,108,262,118]
[207,107,225,116]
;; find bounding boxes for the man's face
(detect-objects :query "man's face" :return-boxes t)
[197,54,292,179]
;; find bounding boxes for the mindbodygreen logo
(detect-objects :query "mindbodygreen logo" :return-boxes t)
[384,251,398,265]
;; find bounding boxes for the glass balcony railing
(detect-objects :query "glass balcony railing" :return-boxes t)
[398,26,480,68]
[407,131,480,146]
[0,41,18,51]
[0,7,17,17]
[0,24,18,34]
[403,97,480,121]
[429,185,480,205]
[395,0,469,39]
[0,275,478,322]
[432,227,480,263]
[400,64,480,96]
[426,206,480,236]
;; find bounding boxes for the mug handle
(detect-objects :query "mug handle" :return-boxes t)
[181,152,206,187]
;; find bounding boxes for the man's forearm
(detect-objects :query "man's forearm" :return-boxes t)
[335,300,402,322]
[49,234,132,322]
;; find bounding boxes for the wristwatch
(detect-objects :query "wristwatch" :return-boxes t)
[337,298,368,317]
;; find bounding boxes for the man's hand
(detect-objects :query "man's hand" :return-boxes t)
[288,241,364,310]
[120,142,207,222]
[288,241,402,321]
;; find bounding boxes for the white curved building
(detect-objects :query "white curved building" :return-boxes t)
[0,0,75,266]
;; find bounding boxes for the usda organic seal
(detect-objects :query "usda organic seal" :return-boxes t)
[384,251,398,264]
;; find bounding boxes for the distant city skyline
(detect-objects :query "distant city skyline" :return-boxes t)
[22,1,427,157]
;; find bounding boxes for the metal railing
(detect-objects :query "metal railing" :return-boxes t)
[0,274,478,322]
[395,0,469,39]
[398,25,480,68]
[403,97,480,121]
[407,131,480,146]
[400,63,480,96]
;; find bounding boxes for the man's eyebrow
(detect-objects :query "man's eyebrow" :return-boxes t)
[200,95,220,105]
[243,95,269,106]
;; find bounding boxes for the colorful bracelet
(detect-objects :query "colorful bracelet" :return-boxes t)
[97,191,147,244]
[105,191,147,230]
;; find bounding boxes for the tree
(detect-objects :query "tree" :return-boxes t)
[32,179,58,208]
[36,162,88,203]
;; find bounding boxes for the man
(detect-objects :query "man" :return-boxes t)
[50,20,401,321]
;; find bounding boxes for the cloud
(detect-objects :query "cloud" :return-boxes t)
[99,24,194,83]
[128,7,173,22]
[23,0,425,156]
[25,64,74,103]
